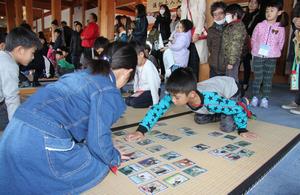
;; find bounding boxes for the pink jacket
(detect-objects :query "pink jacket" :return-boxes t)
[251,20,285,58]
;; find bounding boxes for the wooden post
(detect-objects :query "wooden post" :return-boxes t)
[35,19,38,33]
[51,0,61,23]
[41,10,45,31]
[70,7,74,29]
[99,0,108,37]
[107,0,116,40]
[81,0,86,26]
[6,0,16,31]
[25,0,33,28]
[15,0,23,26]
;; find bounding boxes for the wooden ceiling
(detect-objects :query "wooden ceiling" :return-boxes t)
[0,0,146,19]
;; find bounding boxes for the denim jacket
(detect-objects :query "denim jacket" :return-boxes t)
[0,70,125,194]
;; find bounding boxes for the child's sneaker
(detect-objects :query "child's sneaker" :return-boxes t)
[250,96,259,107]
[260,98,269,108]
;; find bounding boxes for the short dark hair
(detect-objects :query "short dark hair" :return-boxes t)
[93,36,109,50]
[180,19,193,32]
[51,19,59,26]
[0,32,7,44]
[61,21,67,26]
[166,68,197,95]
[90,13,97,22]
[54,29,62,34]
[59,46,69,53]
[211,1,227,16]
[75,21,83,27]
[225,4,244,19]
[135,4,146,17]
[266,0,289,27]
[56,50,63,56]
[5,27,42,52]
[100,42,137,81]
[19,22,32,31]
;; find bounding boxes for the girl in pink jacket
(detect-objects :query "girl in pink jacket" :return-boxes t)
[250,1,288,108]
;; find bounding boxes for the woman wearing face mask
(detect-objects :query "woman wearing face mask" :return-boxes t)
[241,0,263,93]
[222,4,248,81]
[207,2,227,77]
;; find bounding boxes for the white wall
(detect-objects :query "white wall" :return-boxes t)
[73,6,83,24]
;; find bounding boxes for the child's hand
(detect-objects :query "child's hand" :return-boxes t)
[125,131,144,142]
[240,132,257,139]
[119,150,131,161]
[227,64,233,70]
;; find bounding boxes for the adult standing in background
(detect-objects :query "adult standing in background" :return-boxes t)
[242,0,264,92]
[70,21,83,69]
[81,13,99,61]
[170,5,181,34]
[181,0,209,80]
[61,21,73,49]
[282,0,300,115]
[133,4,148,44]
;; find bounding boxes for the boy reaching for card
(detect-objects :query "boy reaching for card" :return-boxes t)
[126,68,257,142]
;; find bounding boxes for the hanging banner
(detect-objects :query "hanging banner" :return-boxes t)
[147,0,182,13]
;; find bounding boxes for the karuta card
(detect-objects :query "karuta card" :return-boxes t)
[177,127,192,132]
[208,131,224,137]
[160,151,181,161]
[119,163,143,176]
[183,165,207,177]
[163,173,189,187]
[138,157,161,168]
[122,151,146,162]
[183,130,197,136]
[234,141,252,147]
[150,130,162,135]
[209,148,229,157]
[139,181,168,194]
[192,144,210,151]
[222,144,240,152]
[150,164,176,176]
[223,153,241,161]
[155,122,167,127]
[112,130,127,136]
[172,158,195,169]
[129,171,155,184]
[146,145,166,153]
[237,149,255,157]
[224,135,237,140]
[156,133,181,142]
[136,139,154,146]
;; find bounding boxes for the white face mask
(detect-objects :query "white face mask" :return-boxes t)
[215,18,226,25]
[160,9,165,15]
[225,14,233,23]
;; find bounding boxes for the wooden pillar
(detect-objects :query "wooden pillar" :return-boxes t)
[70,7,74,29]
[99,0,115,40]
[81,0,86,26]
[51,0,61,23]
[25,0,33,28]
[41,10,45,31]
[35,19,38,33]
[6,0,16,31]
[15,0,23,26]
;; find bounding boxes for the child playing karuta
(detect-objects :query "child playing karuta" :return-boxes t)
[126,68,257,142]
[251,1,288,108]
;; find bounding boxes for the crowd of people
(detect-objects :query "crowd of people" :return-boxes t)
[0,0,299,194]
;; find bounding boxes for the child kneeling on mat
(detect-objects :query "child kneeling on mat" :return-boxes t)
[126,68,257,141]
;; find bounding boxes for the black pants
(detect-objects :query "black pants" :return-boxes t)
[72,54,82,69]
[83,48,93,61]
[125,91,153,108]
[0,101,8,130]
[152,50,165,76]
[242,53,252,85]
[188,43,200,81]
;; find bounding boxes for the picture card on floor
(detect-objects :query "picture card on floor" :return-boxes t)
[223,153,242,161]
[234,141,252,147]
[138,157,161,168]
[136,139,154,146]
[129,171,155,184]
[163,173,189,187]
[146,145,166,153]
[223,135,237,140]
[209,148,229,157]
[122,151,146,162]
[112,130,127,137]
[149,130,162,136]
[192,144,210,151]
[139,181,168,195]
[208,131,224,137]
[237,149,255,157]
[150,164,176,176]
[155,122,167,127]
[160,151,181,161]
[222,144,240,152]
[155,133,182,142]
[172,158,195,169]
[119,163,143,176]
[183,165,207,177]
[177,127,192,132]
